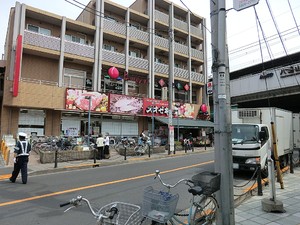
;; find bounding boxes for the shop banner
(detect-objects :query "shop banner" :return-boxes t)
[65,89,109,112]
[143,98,169,117]
[109,94,143,115]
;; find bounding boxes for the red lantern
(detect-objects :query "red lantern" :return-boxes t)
[108,67,119,79]
[200,104,207,113]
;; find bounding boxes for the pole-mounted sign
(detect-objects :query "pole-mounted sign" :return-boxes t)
[233,0,259,11]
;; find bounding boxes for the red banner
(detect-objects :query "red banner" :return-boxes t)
[143,98,169,117]
[12,35,22,97]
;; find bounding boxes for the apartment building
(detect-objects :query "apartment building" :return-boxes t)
[1,0,209,139]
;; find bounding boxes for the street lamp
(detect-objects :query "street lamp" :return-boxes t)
[151,104,155,158]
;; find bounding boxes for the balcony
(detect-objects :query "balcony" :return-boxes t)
[174,42,188,56]
[155,10,169,24]
[191,25,203,38]
[24,30,60,52]
[24,30,95,59]
[155,35,169,49]
[129,27,149,43]
[103,18,126,36]
[129,56,149,71]
[102,49,125,65]
[64,41,94,59]
[154,62,204,83]
[174,18,188,32]
[191,48,203,60]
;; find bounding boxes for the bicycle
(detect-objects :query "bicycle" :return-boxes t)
[134,137,151,156]
[60,195,141,225]
[142,170,220,225]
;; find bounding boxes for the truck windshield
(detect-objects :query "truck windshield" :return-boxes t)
[232,124,259,144]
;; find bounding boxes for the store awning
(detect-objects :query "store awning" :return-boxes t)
[155,117,214,129]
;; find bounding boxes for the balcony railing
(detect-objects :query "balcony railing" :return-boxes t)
[155,35,169,49]
[191,48,204,60]
[64,40,94,59]
[174,42,188,56]
[129,56,149,71]
[191,25,202,38]
[103,18,126,36]
[102,49,125,65]
[174,18,188,32]
[155,10,169,24]
[129,27,149,43]
[154,62,204,83]
[24,30,60,51]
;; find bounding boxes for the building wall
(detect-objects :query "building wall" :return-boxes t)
[45,109,62,136]
[1,107,19,137]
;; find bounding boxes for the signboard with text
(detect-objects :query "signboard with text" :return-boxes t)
[143,98,169,117]
[233,0,259,11]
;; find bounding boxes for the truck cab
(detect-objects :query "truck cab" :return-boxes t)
[232,123,270,174]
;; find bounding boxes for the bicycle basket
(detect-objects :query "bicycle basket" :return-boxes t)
[98,202,141,225]
[192,171,221,195]
[142,186,179,223]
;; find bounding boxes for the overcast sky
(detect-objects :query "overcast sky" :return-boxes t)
[1,0,300,73]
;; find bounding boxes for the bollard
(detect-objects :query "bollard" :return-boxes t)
[124,145,127,160]
[54,149,58,168]
[168,144,170,155]
[289,152,294,174]
[257,165,263,196]
[173,144,176,154]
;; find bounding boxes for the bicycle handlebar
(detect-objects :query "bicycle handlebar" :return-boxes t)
[154,170,193,189]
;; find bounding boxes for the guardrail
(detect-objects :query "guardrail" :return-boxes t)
[0,141,10,165]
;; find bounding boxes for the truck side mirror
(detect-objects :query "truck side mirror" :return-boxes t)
[259,131,266,141]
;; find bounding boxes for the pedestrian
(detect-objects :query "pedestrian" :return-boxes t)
[188,133,194,151]
[104,133,110,159]
[96,134,104,160]
[9,132,31,184]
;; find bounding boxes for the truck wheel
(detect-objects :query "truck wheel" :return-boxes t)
[261,161,268,178]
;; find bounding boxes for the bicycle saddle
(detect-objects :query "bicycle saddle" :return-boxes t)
[188,186,203,196]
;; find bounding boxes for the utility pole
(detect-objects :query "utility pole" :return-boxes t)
[168,3,175,154]
[210,0,235,224]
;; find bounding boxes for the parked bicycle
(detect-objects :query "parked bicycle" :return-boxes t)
[60,195,141,225]
[114,137,136,151]
[134,136,151,156]
[142,170,220,225]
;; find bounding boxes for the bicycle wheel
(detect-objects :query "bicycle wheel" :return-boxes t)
[134,146,142,156]
[193,196,218,225]
[144,144,151,155]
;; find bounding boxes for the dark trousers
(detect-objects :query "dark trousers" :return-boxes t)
[10,156,29,183]
[104,145,110,158]
[97,146,104,159]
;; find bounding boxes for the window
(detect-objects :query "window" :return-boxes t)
[104,16,117,22]
[130,23,141,30]
[129,50,141,58]
[103,44,115,52]
[65,34,85,44]
[63,68,86,89]
[27,24,51,36]
[155,57,162,63]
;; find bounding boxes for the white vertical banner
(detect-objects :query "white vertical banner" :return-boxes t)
[169,125,175,152]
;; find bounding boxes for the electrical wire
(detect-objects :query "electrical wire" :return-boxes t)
[287,0,300,35]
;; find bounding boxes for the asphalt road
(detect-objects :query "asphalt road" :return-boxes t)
[0,151,215,225]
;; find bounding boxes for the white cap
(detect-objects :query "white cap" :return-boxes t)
[18,132,27,138]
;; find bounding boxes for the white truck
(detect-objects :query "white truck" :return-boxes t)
[231,107,299,175]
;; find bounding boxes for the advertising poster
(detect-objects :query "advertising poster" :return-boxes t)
[65,89,109,112]
[109,94,143,115]
[173,102,196,119]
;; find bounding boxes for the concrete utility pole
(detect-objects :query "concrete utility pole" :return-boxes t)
[210,0,235,224]
[168,3,175,154]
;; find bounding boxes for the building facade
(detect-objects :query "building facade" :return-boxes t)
[1,0,208,139]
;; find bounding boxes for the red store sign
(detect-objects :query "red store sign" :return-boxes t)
[143,98,169,117]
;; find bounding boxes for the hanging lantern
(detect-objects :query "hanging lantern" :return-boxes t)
[108,67,119,79]
[200,103,207,113]
[104,75,110,79]
[158,79,165,87]
[116,76,122,81]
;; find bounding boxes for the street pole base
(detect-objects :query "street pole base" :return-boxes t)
[261,198,285,213]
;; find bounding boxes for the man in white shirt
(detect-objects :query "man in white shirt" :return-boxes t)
[96,134,104,160]
[104,133,110,159]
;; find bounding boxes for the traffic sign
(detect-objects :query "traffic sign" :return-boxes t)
[233,0,259,11]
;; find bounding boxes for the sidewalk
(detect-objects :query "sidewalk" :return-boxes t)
[1,147,300,224]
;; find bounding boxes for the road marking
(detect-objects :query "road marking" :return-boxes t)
[0,160,214,207]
